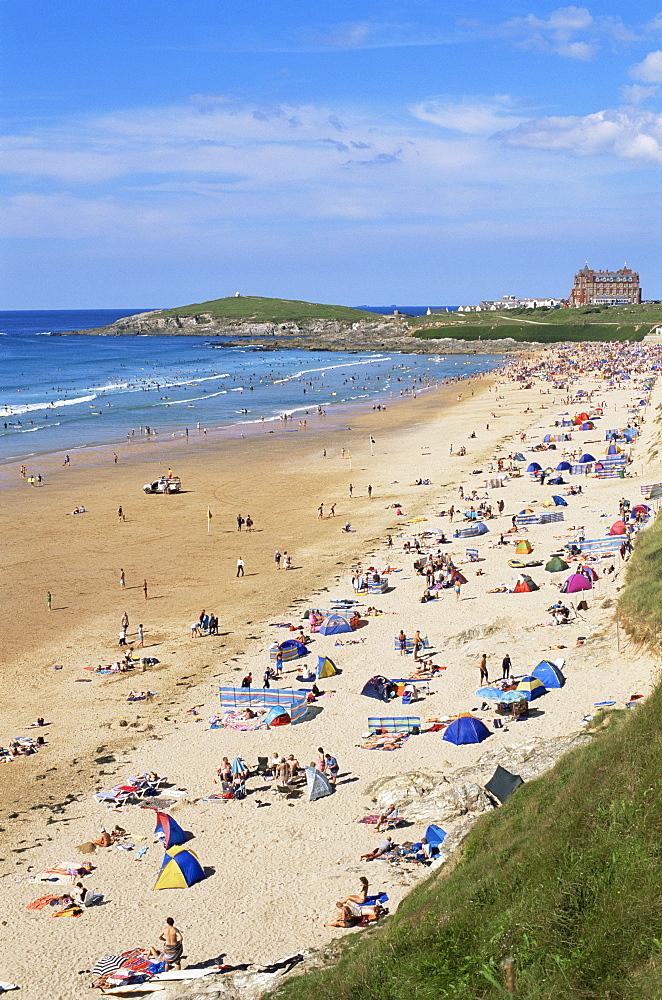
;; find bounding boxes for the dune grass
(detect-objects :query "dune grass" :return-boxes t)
[618,507,662,647]
[153,296,383,324]
[269,519,662,1000]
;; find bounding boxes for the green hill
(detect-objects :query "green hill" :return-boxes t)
[151,296,384,324]
[269,521,662,1000]
[410,304,662,344]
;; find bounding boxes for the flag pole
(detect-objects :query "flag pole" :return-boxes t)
[207,507,212,534]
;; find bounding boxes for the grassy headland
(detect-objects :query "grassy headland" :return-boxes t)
[410,304,662,344]
[152,296,384,324]
[269,519,662,1000]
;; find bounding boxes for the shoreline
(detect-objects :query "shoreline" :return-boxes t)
[2,346,662,999]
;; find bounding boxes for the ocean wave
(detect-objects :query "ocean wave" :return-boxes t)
[156,389,228,405]
[2,394,97,416]
[272,355,391,384]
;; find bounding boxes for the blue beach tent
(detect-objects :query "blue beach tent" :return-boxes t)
[551,495,567,506]
[319,614,352,636]
[264,705,291,726]
[443,716,491,745]
[149,810,187,850]
[424,824,446,854]
[556,461,572,471]
[532,660,566,688]
[527,462,542,473]
[154,845,206,890]
[579,453,596,464]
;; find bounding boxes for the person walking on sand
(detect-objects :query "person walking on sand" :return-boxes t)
[318,503,324,519]
[329,504,336,517]
[348,483,353,498]
[121,611,129,629]
[120,568,125,589]
[138,624,145,649]
[143,579,148,601]
[236,514,244,531]
[454,580,461,601]
[47,591,52,611]
[367,484,372,498]
[398,630,407,656]
[502,653,511,680]
[479,653,488,684]
[236,557,245,577]
[274,549,281,570]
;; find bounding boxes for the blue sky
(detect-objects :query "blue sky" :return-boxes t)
[1,0,661,308]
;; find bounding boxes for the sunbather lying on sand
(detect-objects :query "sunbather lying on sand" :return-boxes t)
[325,899,384,927]
[360,836,394,860]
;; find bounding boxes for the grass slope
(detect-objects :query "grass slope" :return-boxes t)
[270,525,662,1000]
[410,304,662,343]
[152,296,383,324]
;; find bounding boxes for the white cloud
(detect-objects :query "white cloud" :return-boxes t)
[411,97,525,134]
[498,108,662,164]
[621,84,659,105]
[630,50,662,83]
[498,5,635,59]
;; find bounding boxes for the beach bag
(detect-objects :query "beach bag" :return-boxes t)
[148,962,166,975]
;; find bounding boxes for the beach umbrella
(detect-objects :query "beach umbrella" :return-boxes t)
[516,676,547,701]
[475,687,505,700]
[527,462,542,473]
[632,504,650,515]
[545,556,569,573]
[609,520,627,535]
[231,756,248,775]
[92,955,125,978]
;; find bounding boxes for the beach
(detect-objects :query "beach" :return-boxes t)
[1,346,660,999]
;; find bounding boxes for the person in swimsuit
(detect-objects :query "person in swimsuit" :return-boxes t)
[160,917,183,970]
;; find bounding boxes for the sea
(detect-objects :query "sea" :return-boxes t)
[0,310,499,465]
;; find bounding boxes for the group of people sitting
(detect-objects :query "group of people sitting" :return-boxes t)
[549,601,571,624]
[1,738,40,761]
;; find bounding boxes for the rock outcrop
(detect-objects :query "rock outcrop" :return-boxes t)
[365,769,493,823]
[62,310,525,354]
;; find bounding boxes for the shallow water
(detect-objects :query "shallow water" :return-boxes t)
[0,310,500,463]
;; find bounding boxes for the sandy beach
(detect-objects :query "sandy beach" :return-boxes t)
[1,348,661,999]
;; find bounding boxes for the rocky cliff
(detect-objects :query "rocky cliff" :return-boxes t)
[62,310,523,354]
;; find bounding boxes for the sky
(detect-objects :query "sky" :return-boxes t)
[1,0,661,308]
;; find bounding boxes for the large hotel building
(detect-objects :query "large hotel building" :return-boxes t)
[570,265,641,306]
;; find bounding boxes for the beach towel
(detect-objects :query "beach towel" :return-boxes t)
[26,894,57,910]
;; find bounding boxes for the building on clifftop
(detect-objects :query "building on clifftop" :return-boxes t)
[570,265,641,306]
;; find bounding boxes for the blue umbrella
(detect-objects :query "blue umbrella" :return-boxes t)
[231,757,247,775]
[476,687,505,700]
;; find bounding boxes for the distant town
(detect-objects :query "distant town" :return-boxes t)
[457,265,642,313]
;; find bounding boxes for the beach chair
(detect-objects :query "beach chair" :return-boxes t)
[276,784,297,799]
[256,756,270,775]
[382,808,401,831]
[85,888,104,907]
[94,787,138,806]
